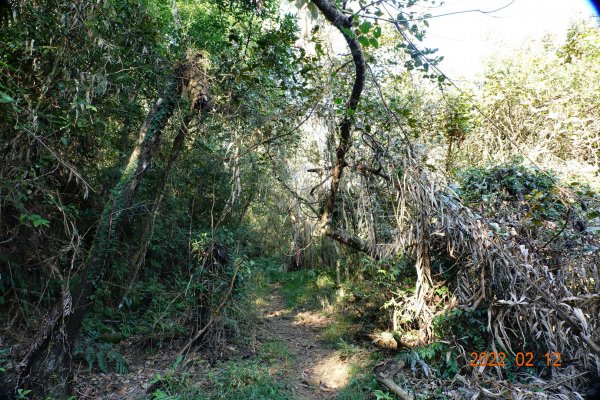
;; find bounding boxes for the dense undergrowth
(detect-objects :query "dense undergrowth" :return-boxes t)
[4,159,599,398]
[2,153,599,399]
[1,0,599,398]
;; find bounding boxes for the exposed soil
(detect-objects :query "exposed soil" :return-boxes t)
[257,284,354,399]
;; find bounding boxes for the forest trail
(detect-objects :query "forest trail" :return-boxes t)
[258,284,354,399]
[72,282,359,400]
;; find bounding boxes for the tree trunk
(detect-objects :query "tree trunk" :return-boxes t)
[288,206,305,271]
[311,0,365,232]
[19,64,186,399]
[326,227,375,257]
[118,114,192,309]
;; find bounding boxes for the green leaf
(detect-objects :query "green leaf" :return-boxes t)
[97,349,108,373]
[373,26,382,39]
[359,21,372,34]
[315,42,324,55]
[369,38,379,48]
[32,217,50,228]
[85,347,96,370]
[334,97,343,105]
[172,355,184,370]
[357,35,370,47]
[0,90,14,103]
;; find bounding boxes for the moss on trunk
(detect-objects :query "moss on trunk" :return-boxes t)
[20,64,186,399]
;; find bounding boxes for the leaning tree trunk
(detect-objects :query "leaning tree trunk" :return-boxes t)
[118,113,192,309]
[19,63,187,399]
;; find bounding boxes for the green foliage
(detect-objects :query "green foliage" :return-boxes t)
[381,308,489,380]
[74,340,129,374]
[371,389,394,400]
[460,162,563,217]
[323,315,357,345]
[398,342,459,380]
[276,269,337,309]
[459,163,555,203]
[444,95,473,140]
[15,389,32,400]
[360,255,414,288]
[0,348,9,373]
[462,19,600,184]
[558,20,600,64]
[0,89,14,103]
[149,342,294,400]
[0,0,596,397]
[258,340,294,365]
[432,308,487,352]
[19,213,50,228]
[334,375,382,400]
[337,338,363,358]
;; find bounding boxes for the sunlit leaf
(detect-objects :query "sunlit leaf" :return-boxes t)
[357,35,370,47]
[373,26,382,39]
[359,21,372,34]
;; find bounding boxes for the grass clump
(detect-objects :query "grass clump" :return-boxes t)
[149,343,294,400]
[323,316,358,345]
[275,269,336,309]
[335,375,381,400]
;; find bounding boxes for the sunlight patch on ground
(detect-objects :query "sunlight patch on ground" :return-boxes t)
[254,297,269,307]
[264,308,292,319]
[302,351,351,390]
[294,310,330,328]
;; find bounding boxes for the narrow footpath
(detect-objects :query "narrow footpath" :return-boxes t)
[257,285,355,399]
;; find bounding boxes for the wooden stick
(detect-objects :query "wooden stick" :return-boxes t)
[376,375,414,400]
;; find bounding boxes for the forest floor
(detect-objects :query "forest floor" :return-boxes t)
[257,283,357,399]
[73,277,378,399]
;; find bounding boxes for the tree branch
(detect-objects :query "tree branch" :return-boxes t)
[311,0,366,230]
[326,228,376,257]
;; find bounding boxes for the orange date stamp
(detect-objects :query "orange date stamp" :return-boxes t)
[469,351,562,367]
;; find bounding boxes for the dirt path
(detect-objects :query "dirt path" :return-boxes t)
[73,284,356,399]
[257,285,354,400]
